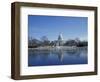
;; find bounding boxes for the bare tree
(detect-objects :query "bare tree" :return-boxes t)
[41,36,50,46]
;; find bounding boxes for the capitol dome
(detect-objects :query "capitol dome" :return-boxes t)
[56,33,64,46]
[58,33,63,41]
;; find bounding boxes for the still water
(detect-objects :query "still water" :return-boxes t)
[28,47,88,66]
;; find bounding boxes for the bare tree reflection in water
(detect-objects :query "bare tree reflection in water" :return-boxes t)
[28,47,87,66]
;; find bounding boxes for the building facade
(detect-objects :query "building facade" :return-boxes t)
[56,33,64,46]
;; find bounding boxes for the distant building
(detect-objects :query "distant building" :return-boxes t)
[56,33,64,46]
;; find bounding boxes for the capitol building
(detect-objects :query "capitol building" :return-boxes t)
[54,33,80,47]
[55,33,65,46]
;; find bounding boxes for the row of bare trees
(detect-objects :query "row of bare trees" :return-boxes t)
[28,36,88,48]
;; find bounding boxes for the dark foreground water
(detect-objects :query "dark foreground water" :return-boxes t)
[28,47,88,66]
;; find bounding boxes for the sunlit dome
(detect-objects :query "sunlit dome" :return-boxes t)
[58,33,63,41]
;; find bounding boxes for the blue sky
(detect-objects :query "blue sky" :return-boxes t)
[28,15,88,41]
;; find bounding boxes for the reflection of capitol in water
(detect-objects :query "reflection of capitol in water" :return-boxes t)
[29,47,87,62]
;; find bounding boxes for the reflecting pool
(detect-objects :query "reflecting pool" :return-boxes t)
[28,47,88,66]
